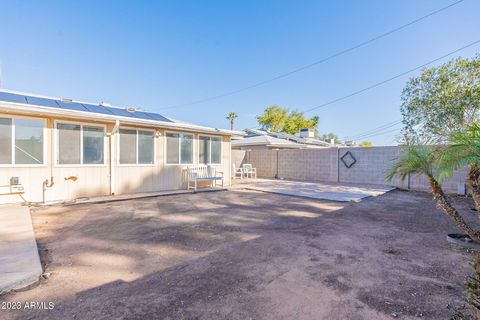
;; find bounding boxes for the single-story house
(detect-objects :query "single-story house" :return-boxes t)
[232,128,334,150]
[0,89,240,204]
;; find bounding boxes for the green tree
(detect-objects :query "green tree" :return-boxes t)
[401,54,480,143]
[257,106,319,134]
[257,105,288,132]
[226,112,238,130]
[438,123,480,212]
[359,141,373,147]
[387,144,480,242]
[283,111,318,135]
[319,133,342,144]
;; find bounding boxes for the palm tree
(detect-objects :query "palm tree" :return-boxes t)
[438,123,480,212]
[387,144,480,242]
[226,112,238,130]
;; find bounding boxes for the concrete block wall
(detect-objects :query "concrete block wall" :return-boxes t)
[277,149,338,182]
[232,150,247,169]
[338,146,408,189]
[248,150,278,178]
[244,146,467,194]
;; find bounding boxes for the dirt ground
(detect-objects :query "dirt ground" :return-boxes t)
[0,189,477,319]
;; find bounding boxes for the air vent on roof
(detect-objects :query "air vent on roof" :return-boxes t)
[100,102,111,107]
[61,98,73,103]
[126,107,137,112]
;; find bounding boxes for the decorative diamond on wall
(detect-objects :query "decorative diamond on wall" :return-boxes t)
[341,151,356,168]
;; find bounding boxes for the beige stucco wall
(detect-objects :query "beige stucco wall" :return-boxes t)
[0,111,232,204]
[114,130,231,194]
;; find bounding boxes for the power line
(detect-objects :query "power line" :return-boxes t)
[353,120,403,140]
[351,119,402,139]
[354,124,402,140]
[158,0,465,110]
[301,39,480,113]
[355,127,402,140]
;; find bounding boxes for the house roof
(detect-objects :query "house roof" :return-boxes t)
[0,89,242,136]
[242,128,333,147]
[231,134,305,148]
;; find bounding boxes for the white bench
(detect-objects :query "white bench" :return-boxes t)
[187,165,224,191]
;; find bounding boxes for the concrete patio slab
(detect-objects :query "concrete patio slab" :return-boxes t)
[0,204,42,294]
[232,178,395,202]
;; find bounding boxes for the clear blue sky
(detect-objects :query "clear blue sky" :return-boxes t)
[0,0,479,145]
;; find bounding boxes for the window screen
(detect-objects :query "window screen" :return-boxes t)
[15,118,44,165]
[199,136,210,164]
[211,137,221,164]
[180,134,193,164]
[58,123,81,164]
[83,126,104,164]
[199,136,221,164]
[166,133,179,164]
[138,130,154,164]
[119,128,137,164]
[0,118,12,164]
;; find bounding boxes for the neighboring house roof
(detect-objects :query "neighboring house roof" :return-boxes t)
[242,128,333,147]
[0,89,242,136]
[231,134,304,149]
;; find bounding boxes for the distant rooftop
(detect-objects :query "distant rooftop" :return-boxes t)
[243,128,333,147]
[231,134,304,148]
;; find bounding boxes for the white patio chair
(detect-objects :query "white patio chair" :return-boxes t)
[242,163,257,179]
[232,164,243,179]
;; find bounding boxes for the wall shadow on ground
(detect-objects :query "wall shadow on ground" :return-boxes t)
[4,189,476,320]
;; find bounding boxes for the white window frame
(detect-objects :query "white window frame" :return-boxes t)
[0,114,47,168]
[54,120,107,167]
[198,135,222,165]
[117,126,156,167]
[164,131,194,165]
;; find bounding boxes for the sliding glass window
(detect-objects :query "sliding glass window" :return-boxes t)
[119,128,155,165]
[166,132,193,164]
[57,123,105,165]
[0,116,44,166]
[199,136,221,164]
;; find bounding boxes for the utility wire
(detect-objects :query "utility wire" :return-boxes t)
[354,127,402,140]
[354,124,402,140]
[159,0,465,110]
[353,120,403,139]
[302,39,480,113]
[351,119,402,138]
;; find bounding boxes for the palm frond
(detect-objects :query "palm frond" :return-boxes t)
[387,145,435,182]
[437,123,480,182]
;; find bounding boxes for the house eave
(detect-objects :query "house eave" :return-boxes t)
[0,101,243,136]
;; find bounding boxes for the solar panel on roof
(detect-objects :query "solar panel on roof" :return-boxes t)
[0,92,27,104]
[107,107,140,118]
[0,91,173,123]
[131,111,157,121]
[82,103,114,115]
[56,101,88,112]
[25,96,60,108]
[144,112,171,122]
